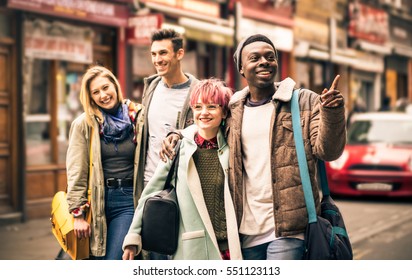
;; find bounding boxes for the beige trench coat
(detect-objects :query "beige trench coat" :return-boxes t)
[66,101,144,257]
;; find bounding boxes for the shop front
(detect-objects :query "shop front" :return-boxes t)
[386,15,412,108]
[236,0,294,89]
[347,1,390,111]
[133,0,234,89]
[1,0,132,221]
[293,12,331,94]
[0,5,21,223]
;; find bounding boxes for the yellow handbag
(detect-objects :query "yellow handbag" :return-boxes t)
[51,191,91,260]
[50,127,93,260]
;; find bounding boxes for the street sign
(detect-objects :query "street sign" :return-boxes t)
[127,14,164,46]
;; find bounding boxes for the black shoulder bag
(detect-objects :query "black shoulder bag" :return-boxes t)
[141,142,181,255]
[291,89,353,260]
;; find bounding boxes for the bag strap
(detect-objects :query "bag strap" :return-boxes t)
[291,89,326,224]
[164,140,181,189]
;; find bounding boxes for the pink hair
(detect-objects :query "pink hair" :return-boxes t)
[190,78,233,115]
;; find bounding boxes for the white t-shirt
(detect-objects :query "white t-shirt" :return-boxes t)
[239,101,304,248]
[240,102,275,248]
[144,80,190,184]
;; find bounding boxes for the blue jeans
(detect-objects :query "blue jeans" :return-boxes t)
[242,238,305,260]
[93,186,135,260]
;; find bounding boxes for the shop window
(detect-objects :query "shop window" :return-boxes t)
[0,13,11,37]
[24,58,87,166]
[56,62,86,165]
[24,59,52,165]
[22,19,113,168]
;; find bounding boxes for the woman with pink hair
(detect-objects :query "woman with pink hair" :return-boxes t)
[122,78,242,260]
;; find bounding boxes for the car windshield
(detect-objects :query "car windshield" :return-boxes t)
[348,119,412,145]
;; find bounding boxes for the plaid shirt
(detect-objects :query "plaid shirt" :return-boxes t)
[194,133,218,149]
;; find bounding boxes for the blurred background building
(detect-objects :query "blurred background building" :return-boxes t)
[0,0,411,224]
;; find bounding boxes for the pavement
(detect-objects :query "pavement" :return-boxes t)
[2,204,412,260]
[0,217,63,260]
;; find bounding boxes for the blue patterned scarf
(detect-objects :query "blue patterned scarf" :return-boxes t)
[100,103,132,150]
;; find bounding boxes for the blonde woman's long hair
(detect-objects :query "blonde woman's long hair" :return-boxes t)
[79,65,124,127]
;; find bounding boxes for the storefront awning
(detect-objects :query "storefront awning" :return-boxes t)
[144,1,230,26]
[178,17,234,47]
[238,18,294,52]
[331,49,358,67]
[351,50,385,73]
[295,42,384,73]
[354,40,392,55]
[307,49,329,61]
[294,42,329,60]
[393,45,412,58]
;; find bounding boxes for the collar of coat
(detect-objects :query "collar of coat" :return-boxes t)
[229,77,296,107]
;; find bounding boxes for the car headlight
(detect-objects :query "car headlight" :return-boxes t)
[329,150,349,170]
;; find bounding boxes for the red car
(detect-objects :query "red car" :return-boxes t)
[325,112,412,198]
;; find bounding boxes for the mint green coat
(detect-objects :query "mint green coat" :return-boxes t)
[123,125,242,260]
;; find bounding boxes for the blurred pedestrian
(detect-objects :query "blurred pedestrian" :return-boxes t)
[378,96,391,112]
[137,28,199,259]
[122,78,242,260]
[161,34,346,260]
[66,65,144,260]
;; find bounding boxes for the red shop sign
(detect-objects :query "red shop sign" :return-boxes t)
[8,0,130,27]
[348,2,389,44]
[127,14,164,46]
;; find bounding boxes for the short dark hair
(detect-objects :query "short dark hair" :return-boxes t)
[151,28,183,52]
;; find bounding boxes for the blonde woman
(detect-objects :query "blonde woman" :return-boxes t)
[66,65,144,259]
